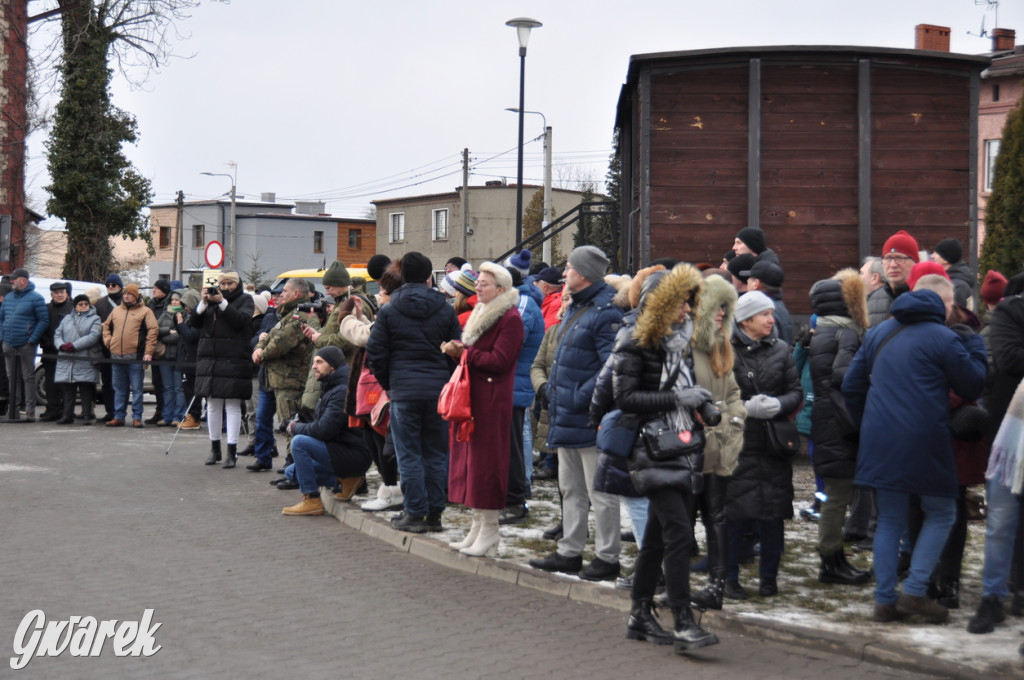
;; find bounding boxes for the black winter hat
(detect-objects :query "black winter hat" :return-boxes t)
[726,253,757,283]
[72,294,91,307]
[736,226,767,255]
[400,252,434,284]
[367,254,392,281]
[934,238,963,265]
[153,279,171,294]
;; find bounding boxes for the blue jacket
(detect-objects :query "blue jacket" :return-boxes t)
[546,281,624,449]
[842,290,987,498]
[367,283,461,401]
[512,289,545,408]
[0,281,48,347]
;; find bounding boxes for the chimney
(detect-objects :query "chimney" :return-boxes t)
[993,28,1016,52]
[915,24,951,52]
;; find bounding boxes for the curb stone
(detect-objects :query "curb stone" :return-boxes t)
[321,492,989,679]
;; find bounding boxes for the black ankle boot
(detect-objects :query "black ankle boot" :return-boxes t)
[205,440,222,465]
[819,550,871,585]
[691,575,725,610]
[222,443,237,469]
[626,598,672,645]
[936,578,960,609]
[671,605,719,653]
[237,442,256,456]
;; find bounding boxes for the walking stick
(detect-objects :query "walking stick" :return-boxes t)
[164,394,197,455]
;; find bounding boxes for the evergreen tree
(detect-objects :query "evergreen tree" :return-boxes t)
[573,186,614,263]
[606,131,622,271]
[46,1,153,282]
[980,100,1024,279]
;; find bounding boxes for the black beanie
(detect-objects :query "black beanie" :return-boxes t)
[400,252,434,284]
[736,226,767,255]
[367,254,392,281]
[934,238,963,265]
[73,294,91,307]
[315,346,345,370]
[154,279,171,294]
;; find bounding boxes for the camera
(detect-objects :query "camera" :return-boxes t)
[296,300,323,313]
[206,286,220,296]
[696,399,722,427]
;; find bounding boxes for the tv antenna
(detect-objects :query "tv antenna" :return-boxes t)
[968,0,999,39]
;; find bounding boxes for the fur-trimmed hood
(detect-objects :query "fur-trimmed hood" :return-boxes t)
[633,264,705,349]
[627,265,667,309]
[604,274,634,310]
[810,268,868,330]
[461,288,520,346]
[693,273,738,354]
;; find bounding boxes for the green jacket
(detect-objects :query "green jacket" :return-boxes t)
[257,299,316,393]
[300,299,374,411]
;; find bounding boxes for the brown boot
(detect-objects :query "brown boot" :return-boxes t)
[334,476,366,502]
[282,493,324,516]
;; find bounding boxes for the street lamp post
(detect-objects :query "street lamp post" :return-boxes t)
[201,165,237,268]
[505,108,552,263]
[506,17,541,251]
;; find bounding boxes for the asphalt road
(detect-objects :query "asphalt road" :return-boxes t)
[0,416,942,679]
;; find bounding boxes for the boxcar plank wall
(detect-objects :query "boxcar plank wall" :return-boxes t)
[648,67,749,265]
[621,47,987,316]
[870,67,972,258]
[760,63,859,304]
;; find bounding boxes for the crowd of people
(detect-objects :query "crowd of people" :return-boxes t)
[0,224,1021,658]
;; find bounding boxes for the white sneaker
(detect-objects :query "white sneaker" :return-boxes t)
[362,485,399,512]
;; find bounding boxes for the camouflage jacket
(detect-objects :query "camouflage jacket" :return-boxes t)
[257,299,317,393]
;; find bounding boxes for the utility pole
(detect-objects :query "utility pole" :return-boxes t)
[542,126,553,264]
[461,148,470,260]
[173,190,184,280]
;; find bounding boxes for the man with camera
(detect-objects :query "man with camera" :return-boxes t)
[252,277,316,472]
[280,346,372,516]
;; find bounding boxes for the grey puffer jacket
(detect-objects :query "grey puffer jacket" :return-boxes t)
[54,307,102,384]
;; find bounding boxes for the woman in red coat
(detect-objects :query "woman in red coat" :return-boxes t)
[442,262,524,556]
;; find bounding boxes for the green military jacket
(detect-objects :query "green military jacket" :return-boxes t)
[299,296,375,411]
[257,298,318,393]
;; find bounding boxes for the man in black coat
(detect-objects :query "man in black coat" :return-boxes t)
[95,274,125,421]
[281,346,371,516]
[39,282,74,421]
[146,279,172,424]
[367,252,460,533]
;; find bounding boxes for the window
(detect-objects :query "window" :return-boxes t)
[432,208,448,241]
[993,84,1000,102]
[985,139,1001,192]
[192,224,205,248]
[389,212,405,243]
[313,230,324,253]
[158,226,171,249]
[348,229,360,249]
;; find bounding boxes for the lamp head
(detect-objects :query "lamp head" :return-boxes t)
[506,17,542,53]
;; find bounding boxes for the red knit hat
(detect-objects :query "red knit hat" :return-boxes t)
[981,270,1008,305]
[907,261,949,290]
[882,230,920,262]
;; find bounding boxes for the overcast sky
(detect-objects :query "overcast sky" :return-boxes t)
[23,0,1024,223]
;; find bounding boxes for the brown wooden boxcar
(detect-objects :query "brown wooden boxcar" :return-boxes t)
[616,46,991,315]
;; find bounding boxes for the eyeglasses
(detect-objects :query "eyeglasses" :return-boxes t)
[882,254,914,264]
[106,283,120,288]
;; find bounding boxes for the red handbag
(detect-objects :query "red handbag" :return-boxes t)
[438,352,474,441]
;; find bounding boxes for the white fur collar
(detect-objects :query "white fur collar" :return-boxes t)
[462,288,520,346]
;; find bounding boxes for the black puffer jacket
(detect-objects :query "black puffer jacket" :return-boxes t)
[190,287,254,400]
[293,365,370,469]
[808,278,864,479]
[986,294,1024,445]
[366,283,461,401]
[727,326,802,521]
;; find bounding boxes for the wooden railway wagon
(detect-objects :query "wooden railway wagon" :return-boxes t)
[615,46,990,314]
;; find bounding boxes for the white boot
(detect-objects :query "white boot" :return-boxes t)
[449,510,482,550]
[461,509,500,557]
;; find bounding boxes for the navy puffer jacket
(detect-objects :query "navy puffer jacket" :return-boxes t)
[546,281,623,449]
[293,366,371,468]
[0,281,48,347]
[512,290,545,409]
[367,283,461,401]
[843,290,987,498]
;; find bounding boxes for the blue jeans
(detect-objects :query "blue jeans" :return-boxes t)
[873,489,956,604]
[254,387,276,465]
[523,416,533,485]
[111,355,144,421]
[388,399,449,517]
[982,479,1021,599]
[622,496,649,550]
[290,435,337,495]
[159,364,184,422]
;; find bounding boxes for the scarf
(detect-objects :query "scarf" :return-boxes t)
[660,317,696,434]
[988,377,1024,494]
